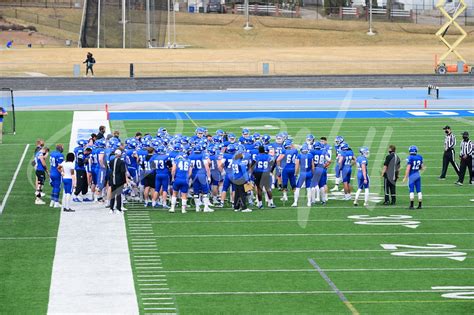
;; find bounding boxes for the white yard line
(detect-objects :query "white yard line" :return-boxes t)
[48,111,139,314]
[149,218,474,224]
[136,290,448,296]
[0,144,30,215]
[150,232,474,238]
[155,267,474,274]
[157,248,474,255]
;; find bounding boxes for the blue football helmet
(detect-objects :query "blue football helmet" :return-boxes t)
[409,145,418,154]
[262,134,271,145]
[335,136,345,146]
[359,146,370,157]
[300,144,310,153]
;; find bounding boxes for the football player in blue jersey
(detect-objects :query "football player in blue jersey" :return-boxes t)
[151,145,172,209]
[189,145,213,212]
[142,147,157,207]
[251,145,276,209]
[331,136,344,192]
[218,143,237,207]
[306,134,315,150]
[208,145,223,206]
[170,154,193,213]
[92,139,107,202]
[292,144,314,207]
[310,141,331,205]
[83,147,93,199]
[403,145,424,209]
[277,140,297,202]
[273,133,285,190]
[239,128,251,144]
[49,144,64,208]
[354,147,370,207]
[34,146,49,205]
[73,139,91,202]
[338,143,355,201]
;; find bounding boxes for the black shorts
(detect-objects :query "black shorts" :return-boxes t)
[254,172,271,190]
[36,170,46,185]
[144,174,155,188]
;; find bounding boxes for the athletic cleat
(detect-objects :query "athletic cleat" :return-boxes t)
[258,204,264,209]
[455,181,463,186]
[72,198,82,203]
[382,201,390,205]
[344,196,352,201]
[269,204,276,209]
[307,202,312,207]
[169,207,175,213]
[109,209,114,214]
[121,207,127,211]
[53,203,62,208]
[67,208,75,212]
[82,198,93,202]
[408,206,415,210]
[234,209,240,212]
[353,202,358,206]
[364,203,369,207]
[242,208,252,213]
[203,208,214,213]
[438,177,446,180]
[315,198,321,202]
[214,202,224,208]
[280,196,288,201]
[49,200,54,207]
[416,205,422,209]
[320,201,327,206]
[196,207,201,212]
[330,186,339,192]
[35,199,46,205]
[291,203,298,207]
[181,208,187,214]
[162,204,170,209]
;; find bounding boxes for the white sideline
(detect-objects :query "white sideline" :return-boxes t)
[0,144,30,215]
[48,111,139,314]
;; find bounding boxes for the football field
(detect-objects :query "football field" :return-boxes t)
[2,108,473,314]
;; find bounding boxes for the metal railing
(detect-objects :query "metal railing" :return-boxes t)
[0,59,446,78]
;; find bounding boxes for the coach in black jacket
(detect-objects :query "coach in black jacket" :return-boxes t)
[109,149,127,213]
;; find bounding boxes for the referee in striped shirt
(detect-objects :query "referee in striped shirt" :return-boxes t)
[456,131,473,186]
[440,125,460,180]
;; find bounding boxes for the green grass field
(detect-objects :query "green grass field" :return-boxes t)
[1,112,473,314]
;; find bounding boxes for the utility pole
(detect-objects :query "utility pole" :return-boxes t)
[97,0,101,48]
[367,0,375,35]
[244,0,252,30]
[122,0,126,48]
[146,0,151,47]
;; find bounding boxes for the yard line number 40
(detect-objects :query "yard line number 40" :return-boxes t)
[380,244,467,261]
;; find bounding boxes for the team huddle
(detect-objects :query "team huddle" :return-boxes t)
[32,127,425,212]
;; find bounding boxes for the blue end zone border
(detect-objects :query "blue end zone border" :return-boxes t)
[109,110,474,121]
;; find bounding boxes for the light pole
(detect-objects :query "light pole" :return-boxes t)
[244,0,252,30]
[97,0,101,48]
[122,0,126,48]
[367,0,375,35]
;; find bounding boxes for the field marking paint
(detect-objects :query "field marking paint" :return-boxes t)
[381,243,467,261]
[148,218,474,225]
[351,300,474,304]
[151,232,474,238]
[138,290,454,296]
[155,267,474,274]
[348,215,420,229]
[0,236,57,240]
[0,144,30,215]
[432,286,474,300]
[157,249,474,255]
[309,258,359,315]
